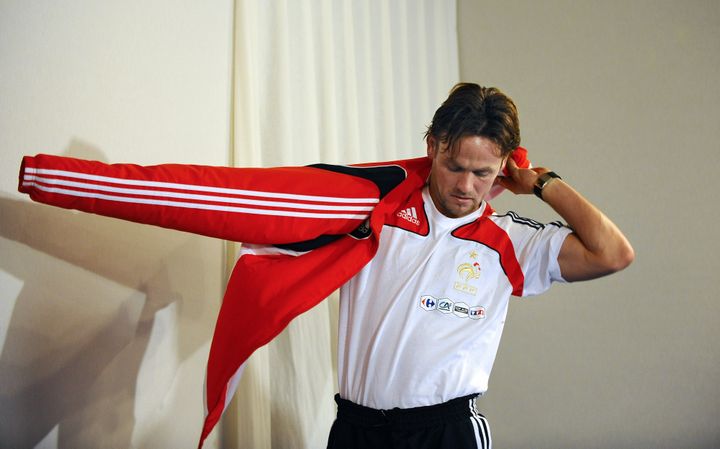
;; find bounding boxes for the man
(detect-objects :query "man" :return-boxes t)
[326,83,634,449]
[18,83,633,448]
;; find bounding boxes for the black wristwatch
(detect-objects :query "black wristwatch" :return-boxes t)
[533,171,561,200]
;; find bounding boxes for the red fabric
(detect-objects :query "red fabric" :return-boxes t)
[19,154,381,244]
[503,146,530,176]
[200,157,430,446]
[18,148,529,447]
[18,153,430,447]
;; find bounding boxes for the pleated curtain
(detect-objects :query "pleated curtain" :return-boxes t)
[223,1,459,447]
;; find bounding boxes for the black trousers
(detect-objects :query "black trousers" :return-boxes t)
[326,394,492,449]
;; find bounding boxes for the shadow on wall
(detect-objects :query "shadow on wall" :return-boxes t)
[0,142,218,448]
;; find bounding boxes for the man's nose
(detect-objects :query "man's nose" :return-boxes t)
[456,172,474,193]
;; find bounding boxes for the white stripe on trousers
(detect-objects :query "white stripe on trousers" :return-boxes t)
[468,397,492,449]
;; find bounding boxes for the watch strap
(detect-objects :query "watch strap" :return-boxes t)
[533,171,561,199]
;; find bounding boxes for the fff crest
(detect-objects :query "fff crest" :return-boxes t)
[454,259,481,295]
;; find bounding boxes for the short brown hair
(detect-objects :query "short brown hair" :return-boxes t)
[425,83,520,157]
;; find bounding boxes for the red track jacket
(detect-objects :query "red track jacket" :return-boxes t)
[18,148,529,447]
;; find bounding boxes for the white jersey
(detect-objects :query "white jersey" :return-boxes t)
[338,186,572,409]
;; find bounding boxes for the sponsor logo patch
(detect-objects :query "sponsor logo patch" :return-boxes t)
[453,302,470,318]
[437,298,454,313]
[468,306,486,320]
[419,295,437,311]
[419,295,486,320]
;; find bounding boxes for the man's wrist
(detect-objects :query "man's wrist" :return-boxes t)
[533,171,561,200]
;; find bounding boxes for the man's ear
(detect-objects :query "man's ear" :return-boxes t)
[500,155,509,176]
[426,136,437,159]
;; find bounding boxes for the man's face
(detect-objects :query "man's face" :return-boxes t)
[426,135,505,218]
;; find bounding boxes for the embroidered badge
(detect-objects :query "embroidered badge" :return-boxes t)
[454,257,481,296]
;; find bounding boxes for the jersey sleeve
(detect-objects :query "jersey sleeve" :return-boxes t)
[18,153,385,244]
[500,212,573,296]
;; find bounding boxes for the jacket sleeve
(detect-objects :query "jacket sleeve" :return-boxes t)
[18,154,383,244]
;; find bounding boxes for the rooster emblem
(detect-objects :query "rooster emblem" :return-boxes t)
[457,262,481,281]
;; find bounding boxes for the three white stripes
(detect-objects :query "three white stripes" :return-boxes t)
[404,207,418,219]
[469,397,492,449]
[22,167,378,220]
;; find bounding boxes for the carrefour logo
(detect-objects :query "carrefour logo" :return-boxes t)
[419,295,485,320]
[420,295,437,311]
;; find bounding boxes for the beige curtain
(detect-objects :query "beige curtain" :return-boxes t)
[223,1,459,447]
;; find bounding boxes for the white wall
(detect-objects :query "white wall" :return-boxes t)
[0,1,233,447]
[458,1,720,448]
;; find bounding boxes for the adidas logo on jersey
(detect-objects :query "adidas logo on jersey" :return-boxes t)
[397,207,420,225]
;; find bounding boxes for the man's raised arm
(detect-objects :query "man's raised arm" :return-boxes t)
[499,156,635,282]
